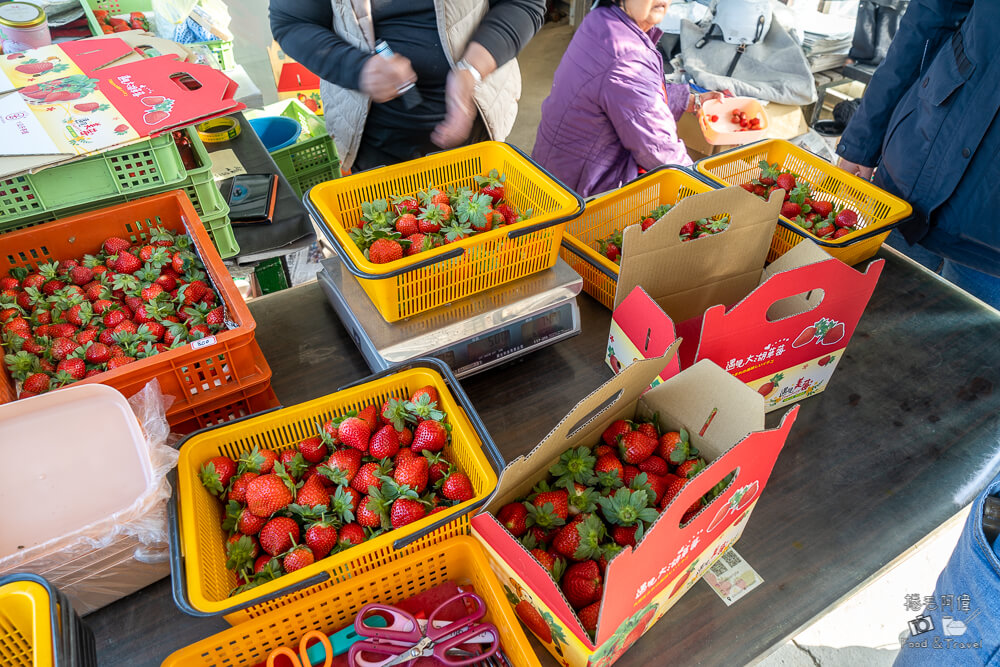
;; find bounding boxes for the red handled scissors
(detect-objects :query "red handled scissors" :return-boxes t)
[348,592,499,667]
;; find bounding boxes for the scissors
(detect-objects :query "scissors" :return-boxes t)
[266,631,333,667]
[349,591,500,667]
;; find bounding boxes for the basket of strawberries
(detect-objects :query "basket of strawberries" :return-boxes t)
[0,192,268,422]
[168,357,503,624]
[695,139,913,265]
[558,166,720,310]
[306,141,584,323]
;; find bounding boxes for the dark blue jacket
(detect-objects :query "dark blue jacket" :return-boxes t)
[836,0,1000,276]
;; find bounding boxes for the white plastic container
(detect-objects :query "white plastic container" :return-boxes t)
[0,2,51,52]
[0,383,177,614]
[698,97,769,145]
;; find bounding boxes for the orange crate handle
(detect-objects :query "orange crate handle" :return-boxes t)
[337,358,504,550]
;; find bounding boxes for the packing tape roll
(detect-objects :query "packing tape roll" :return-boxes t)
[196,117,241,143]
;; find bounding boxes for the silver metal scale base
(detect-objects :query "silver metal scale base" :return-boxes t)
[317,258,583,378]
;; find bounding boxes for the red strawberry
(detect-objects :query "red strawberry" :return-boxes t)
[495,203,520,225]
[41,279,65,297]
[356,497,384,528]
[561,560,603,609]
[638,455,669,477]
[141,283,164,302]
[811,200,834,217]
[106,356,135,370]
[295,478,330,509]
[411,420,447,454]
[305,521,338,559]
[776,173,796,192]
[404,233,430,256]
[283,545,315,573]
[426,452,451,484]
[338,523,366,547]
[833,227,852,239]
[50,337,79,361]
[56,358,85,380]
[368,239,403,264]
[780,202,801,218]
[530,549,565,580]
[657,431,688,463]
[835,209,858,228]
[658,474,687,509]
[441,471,474,502]
[813,222,836,238]
[369,425,400,459]
[578,602,600,634]
[246,474,293,517]
[475,170,505,205]
[497,502,528,537]
[395,213,419,236]
[594,453,624,483]
[319,448,362,486]
[351,461,387,495]
[393,456,429,493]
[531,490,569,523]
[552,515,605,561]
[602,420,632,446]
[390,497,427,529]
[68,266,93,286]
[619,432,657,465]
[112,252,141,275]
[635,422,658,440]
[227,472,258,504]
[338,416,371,452]
[259,516,299,556]
[237,509,267,536]
[297,436,327,464]
[22,373,51,394]
[622,465,640,487]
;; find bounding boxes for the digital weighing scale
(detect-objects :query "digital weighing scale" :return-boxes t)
[317,257,583,378]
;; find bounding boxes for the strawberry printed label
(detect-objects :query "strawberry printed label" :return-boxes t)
[747,350,843,409]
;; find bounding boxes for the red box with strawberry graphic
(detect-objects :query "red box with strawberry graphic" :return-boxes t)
[607,240,883,411]
[472,352,798,667]
[0,33,243,178]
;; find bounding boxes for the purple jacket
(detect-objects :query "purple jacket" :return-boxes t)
[532,6,691,197]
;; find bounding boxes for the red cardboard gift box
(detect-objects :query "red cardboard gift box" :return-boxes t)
[607,241,883,410]
[472,352,798,667]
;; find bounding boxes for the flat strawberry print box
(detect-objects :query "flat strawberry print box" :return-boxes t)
[0,35,243,178]
[607,241,884,411]
[472,351,798,667]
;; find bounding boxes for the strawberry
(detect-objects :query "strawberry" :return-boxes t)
[780,202,801,218]
[602,420,632,446]
[22,373,51,394]
[395,213,419,236]
[610,525,639,547]
[368,424,400,459]
[356,404,380,431]
[658,475,687,509]
[318,448,362,486]
[411,420,447,454]
[351,461,390,495]
[259,517,299,556]
[640,217,656,231]
[594,453,624,484]
[393,455,429,493]
[404,233,431,256]
[635,422,658,440]
[810,200,833,217]
[356,496,384,528]
[441,471,474,502]
[106,356,135,370]
[676,458,706,478]
[430,192,450,207]
[41,280,66,297]
[393,196,421,215]
[497,502,528,537]
[283,545,315,572]
[338,416,371,452]
[561,560,602,609]
[495,203,520,225]
[305,520,338,559]
[833,227,852,239]
[227,472,258,504]
[390,497,427,528]
[112,252,142,275]
[225,535,259,572]
[56,358,85,380]
[622,465,640,488]
[294,478,330,510]
[474,169,505,205]
[102,237,131,256]
[578,602,600,634]
[835,209,858,229]
[68,266,93,286]
[530,549,566,580]
[527,490,569,527]
[657,430,689,464]
[619,431,657,465]
[297,436,327,464]
[338,522,366,547]
[776,173,796,192]
[813,221,835,238]
[425,451,451,484]
[237,509,267,536]
[417,205,445,233]
[595,445,614,458]
[552,515,605,561]
[368,238,403,264]
[141,283,164,302]
[245,473,293,517]
[638,455,668,477]
[50,337,79,361]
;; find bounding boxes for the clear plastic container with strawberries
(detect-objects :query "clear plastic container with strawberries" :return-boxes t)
[169,358,503,623]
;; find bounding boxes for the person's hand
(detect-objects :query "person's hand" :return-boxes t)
[359,54,416,103]
[431,68,477,149]
[838,157,874,180]
[687,91,724,113]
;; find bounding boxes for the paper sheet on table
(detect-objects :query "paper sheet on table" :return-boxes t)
[703,548,764,606]
[210,148,246,181]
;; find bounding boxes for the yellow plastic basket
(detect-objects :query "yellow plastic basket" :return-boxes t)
[0,577,55,667]
[306,142,584,322]
[560,167,717,310]
[696,139,913,265]
[162,536,541,667]
[169,359,502,624]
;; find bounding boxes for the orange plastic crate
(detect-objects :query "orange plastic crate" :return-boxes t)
[167,370,281,435]
[0,192,267,416]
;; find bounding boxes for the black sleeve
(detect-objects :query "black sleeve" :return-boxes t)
[269,0,371,91]
[470,0,546,68]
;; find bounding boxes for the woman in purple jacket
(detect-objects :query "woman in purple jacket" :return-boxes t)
[533,0,704,197]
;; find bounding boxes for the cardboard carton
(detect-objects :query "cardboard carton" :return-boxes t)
[472,352,798,667]
[0,33,244,178]
[612,185,782,321]
[607,241,883,410]
[268,40,323,115]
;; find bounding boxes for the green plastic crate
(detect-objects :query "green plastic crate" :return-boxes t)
[249,99,341,197]
[81,0,236,70]
[0,133,187,225]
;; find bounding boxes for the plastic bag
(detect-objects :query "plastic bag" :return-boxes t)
[0,380,179,615]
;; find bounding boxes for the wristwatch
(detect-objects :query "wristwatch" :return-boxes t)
[456,59,483,87]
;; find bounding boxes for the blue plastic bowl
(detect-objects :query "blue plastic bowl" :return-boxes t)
[248,116,301,152]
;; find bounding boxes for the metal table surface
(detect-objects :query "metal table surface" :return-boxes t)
[86,248,1000,666]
